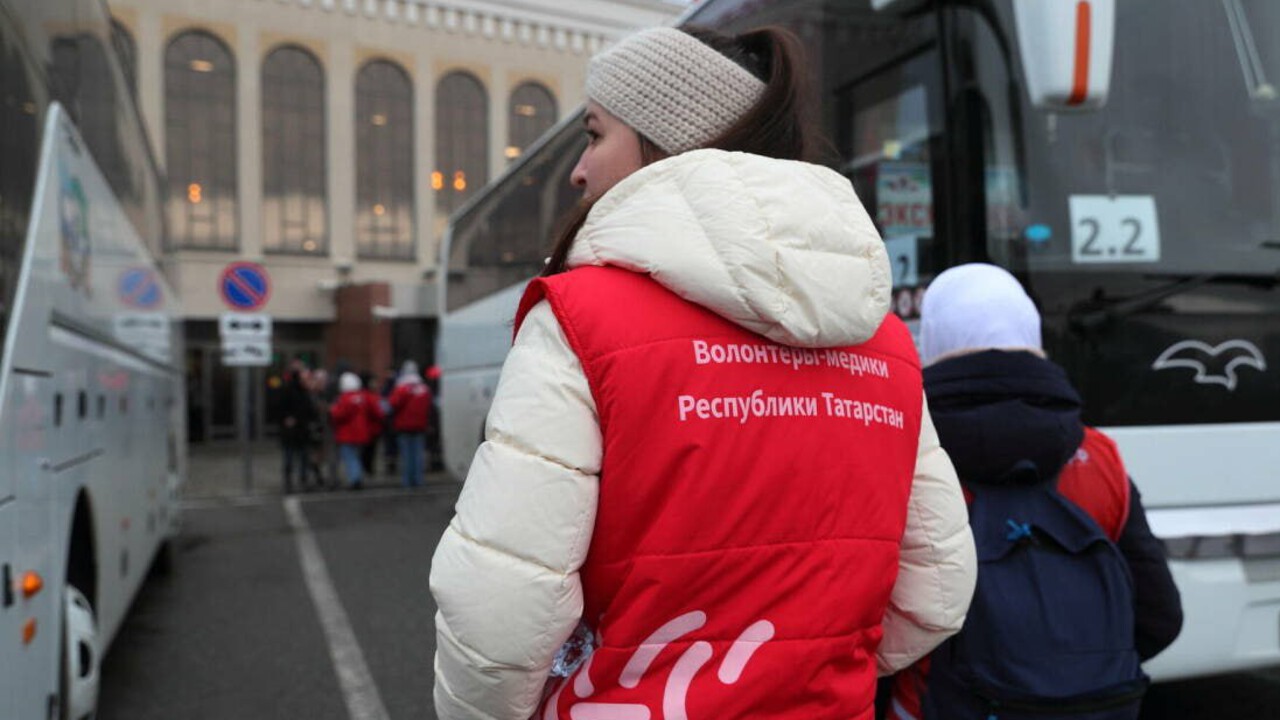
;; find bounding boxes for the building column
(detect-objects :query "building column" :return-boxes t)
[136,10,165,165]
[488,66,509,186]
[562,68,587,111]
[415,54,436,271]
[237,25,262,259]
[329,42,357,265]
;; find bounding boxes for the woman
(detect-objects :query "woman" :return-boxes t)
[279,363,316,494]
[329,371,382,490]
[430,26,976,720]
[389,360,432,488]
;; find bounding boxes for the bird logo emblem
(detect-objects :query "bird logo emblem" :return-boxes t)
[1151,339,1267,391]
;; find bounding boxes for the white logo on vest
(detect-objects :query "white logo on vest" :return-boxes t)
[544,611,775,720]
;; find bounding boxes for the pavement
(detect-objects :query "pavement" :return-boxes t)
[183,439,455,500]
[103,443,1279,720]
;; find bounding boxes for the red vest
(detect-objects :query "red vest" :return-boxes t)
[330,391,381,444]
[389,382,432,432]
[515,267,925,720]
[1056,427,1131,542]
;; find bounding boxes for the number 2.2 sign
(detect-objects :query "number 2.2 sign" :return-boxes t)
[1069,195,1161,264]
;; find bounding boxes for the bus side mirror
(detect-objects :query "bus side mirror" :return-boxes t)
[1013,0,1115,110]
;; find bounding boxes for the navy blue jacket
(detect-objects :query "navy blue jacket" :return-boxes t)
[924,350,1183,661]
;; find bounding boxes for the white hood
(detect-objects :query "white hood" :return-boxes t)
[567,149,891,348]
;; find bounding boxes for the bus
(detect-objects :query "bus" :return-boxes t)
[0,1,184,718]
[438,0,1280,681]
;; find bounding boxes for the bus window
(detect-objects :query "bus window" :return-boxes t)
[972,0,1280,282]
[0,17,39,359]
[838,49,948,320]
[693,0,947,319]
[445,116,584,314]
[47,26,162,256]
[954,0,1280,427]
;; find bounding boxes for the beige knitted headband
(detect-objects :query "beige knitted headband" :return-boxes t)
[586,27,767,155]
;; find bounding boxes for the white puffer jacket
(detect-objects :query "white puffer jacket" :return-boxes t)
[430,150,977,720]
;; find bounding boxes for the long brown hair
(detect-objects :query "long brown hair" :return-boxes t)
[543,25,820,276]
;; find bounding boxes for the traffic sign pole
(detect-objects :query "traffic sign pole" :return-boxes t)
[240,367,252,493]
[217,262,272,493]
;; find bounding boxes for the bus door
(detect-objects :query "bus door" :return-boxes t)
[835,42,952,335]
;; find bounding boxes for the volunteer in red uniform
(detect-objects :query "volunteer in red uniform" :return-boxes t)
[389,360,432,488]
[430,25,977,720]
[330,371,382,490]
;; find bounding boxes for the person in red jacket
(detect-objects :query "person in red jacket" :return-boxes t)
[330,371,383,490]
[429,24,977,720]
[388,360,432,488]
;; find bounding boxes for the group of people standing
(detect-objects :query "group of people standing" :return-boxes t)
[278,359,438,493]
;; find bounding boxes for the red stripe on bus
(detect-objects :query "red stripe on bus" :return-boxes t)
[1069,1,1091,105]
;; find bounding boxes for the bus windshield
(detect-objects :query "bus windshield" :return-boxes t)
[443,115,584,314]
[991,0,1280,280]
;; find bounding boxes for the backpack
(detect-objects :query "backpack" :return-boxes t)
[922,464,1149,720]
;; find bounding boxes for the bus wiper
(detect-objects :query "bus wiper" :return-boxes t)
[1223,0,1277,101]
[1067,273,1279,332]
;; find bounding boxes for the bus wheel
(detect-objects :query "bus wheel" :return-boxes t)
[60,585,100,720]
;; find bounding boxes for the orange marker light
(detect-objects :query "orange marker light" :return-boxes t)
[22,618,36,645]
[20,571,42,598]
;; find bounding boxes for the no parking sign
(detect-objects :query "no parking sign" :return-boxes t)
[218,261,271,311]
[117,267,162,309]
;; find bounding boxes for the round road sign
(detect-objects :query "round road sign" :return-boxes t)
[117,267,162,309]
[218,261,272,311]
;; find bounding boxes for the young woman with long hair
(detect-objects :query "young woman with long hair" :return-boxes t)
[430,25,976,720]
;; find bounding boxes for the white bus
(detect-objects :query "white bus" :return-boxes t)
[438,0,1280,681]
[0,1,184,718]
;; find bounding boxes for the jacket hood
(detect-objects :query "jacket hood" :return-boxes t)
[924,350,1084,487]
[567,149,891,348]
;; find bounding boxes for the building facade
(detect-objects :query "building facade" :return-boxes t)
[106,0,681,440]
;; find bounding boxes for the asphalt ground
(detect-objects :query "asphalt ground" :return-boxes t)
[98,484,1280,720]
[98,486,456,720]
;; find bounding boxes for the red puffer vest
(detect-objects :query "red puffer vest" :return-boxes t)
[389,382,432,432]
[515,267,925,720]
[330,391,380,445]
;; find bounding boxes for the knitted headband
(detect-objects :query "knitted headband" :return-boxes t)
[586,27,766,155]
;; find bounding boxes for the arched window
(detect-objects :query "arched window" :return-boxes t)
[165,31,237,250]
[507,82,556,160]
[110,19,136,91]
[262,46,326,255]
[356,60,414,260]
[434,71,488,224]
